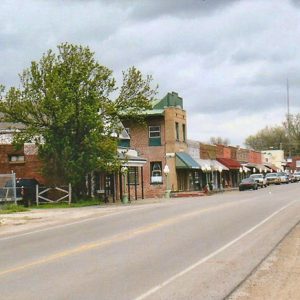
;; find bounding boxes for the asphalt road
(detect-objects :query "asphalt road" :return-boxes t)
[1,183,300,300]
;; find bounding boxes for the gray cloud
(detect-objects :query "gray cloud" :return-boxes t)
[120,0,240,20]
[1,0,300,145]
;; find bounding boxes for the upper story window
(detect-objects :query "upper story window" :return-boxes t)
[182,124,186,142]
[149,126,160,138]
[149,126,161,146]
[175,122,179,141]
[8,155,25,163]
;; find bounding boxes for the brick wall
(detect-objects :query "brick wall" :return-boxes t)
[229,146,237,160]
[123,117,166,198]
[123,106,188,198]
[248,150,262,164]
[237,148,249,163]
[0,144,45,184]
[200,143,217,159]
[216,144,231,158]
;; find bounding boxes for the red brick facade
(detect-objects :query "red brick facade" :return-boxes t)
[0,144,45,183]
[248,150,262,164]
[216,144,231,159]
[124,117,167,198]
[123,104,188,198]
[200,143,217,159]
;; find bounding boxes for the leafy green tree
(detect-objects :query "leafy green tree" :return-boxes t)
[0,43,156,197]
[245,115,300,156]
[245,125,289,153]
[283,113,300,156]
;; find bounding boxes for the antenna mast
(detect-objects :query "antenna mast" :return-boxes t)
[287,78,291,158]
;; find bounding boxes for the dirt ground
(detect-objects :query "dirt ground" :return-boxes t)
[0,199,164,237]
[1,204,299,299]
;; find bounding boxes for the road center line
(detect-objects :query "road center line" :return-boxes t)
[134,199,299,300]
[0,201,238,277]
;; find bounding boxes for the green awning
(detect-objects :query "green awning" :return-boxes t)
[176,152,200,169]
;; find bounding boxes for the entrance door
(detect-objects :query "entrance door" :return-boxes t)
[177,170,188,191]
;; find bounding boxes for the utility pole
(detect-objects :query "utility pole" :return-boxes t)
[287,78,291,159]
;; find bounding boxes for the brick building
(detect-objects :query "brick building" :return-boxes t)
[121,92,200,198]
[0,124,44,184]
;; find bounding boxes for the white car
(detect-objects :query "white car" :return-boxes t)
[250,174,267,188]
[277,172,289,184]
[265,173,281,185]
[292,171,300,182]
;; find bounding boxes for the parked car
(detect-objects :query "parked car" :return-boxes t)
[250,174,267,188]
[277,172,289,184]
[292,171,300,182]
[265,173,281,185]
[239,177,258,191]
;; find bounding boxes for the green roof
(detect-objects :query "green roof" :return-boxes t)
[176,152,200,169]
[142,92,183,116]
[153,92,183,109]
[143,109,164,116]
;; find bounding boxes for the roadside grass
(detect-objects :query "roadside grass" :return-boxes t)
[0,199,105,213]
[0,203,29,214]
[32,198,103,209]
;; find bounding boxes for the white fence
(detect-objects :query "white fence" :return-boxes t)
[36,184,72,205]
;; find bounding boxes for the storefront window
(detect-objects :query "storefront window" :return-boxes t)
[150,162,163,184]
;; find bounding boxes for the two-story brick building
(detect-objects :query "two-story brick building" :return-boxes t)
[121,92,200,198]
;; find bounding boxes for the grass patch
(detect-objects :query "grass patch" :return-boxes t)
[33,198,103,209]
[0,203,29,214]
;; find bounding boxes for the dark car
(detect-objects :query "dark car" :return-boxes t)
[239,177,258,191]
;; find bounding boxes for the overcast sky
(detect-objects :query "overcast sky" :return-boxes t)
[1,0,300,146]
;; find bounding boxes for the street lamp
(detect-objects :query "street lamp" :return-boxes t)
[239,167,243,183]
[207,165,212,190]
[218,166,223,191]
[121,166,128,204]
[202,164,209,188]
[163,165,170,198]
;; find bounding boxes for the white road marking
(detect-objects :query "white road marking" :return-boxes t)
[134,199,299,300]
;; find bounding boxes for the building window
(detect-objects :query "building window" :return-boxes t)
[128,167,139,185]
[175,122,179,141]
[182,124,186,142]
[8,155,25,163]
[149,126,161,146]
[118,139,130,148]
[150,162,163,184]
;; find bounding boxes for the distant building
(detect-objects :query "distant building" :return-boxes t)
[261,150,285,171]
